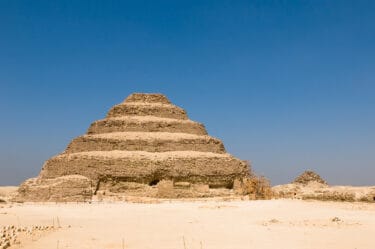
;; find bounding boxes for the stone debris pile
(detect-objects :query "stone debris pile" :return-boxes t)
[293,170,327,185]
[0,225,54,249]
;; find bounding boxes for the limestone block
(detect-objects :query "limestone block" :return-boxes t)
[156,180,175,198]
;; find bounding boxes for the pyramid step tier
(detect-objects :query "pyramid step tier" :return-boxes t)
[107,102,188,120]
[66,132,226,154]
[88,116,207,135]
[124,93,171,104]
[40,151,249,188]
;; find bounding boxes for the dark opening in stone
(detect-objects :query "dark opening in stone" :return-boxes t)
[226,181,234,189]
[149,179,160,186]
[209,182,233,189]
[373,196,375,201]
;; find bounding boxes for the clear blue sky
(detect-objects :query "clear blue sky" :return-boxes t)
[1,1,374,186]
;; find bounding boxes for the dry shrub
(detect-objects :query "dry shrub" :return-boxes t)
[236,175,273,200]
[233,161,273,199]
[251,175,273,199]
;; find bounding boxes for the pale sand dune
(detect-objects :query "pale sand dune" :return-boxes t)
[1,199,374,249]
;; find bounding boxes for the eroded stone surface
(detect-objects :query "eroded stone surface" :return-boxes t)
[15,93,250,201]
[14,175,92,202]
[293,171,327,185]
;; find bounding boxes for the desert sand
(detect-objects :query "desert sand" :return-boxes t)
[1,199,375,249]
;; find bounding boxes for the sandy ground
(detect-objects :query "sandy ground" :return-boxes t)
[0,199,374,249]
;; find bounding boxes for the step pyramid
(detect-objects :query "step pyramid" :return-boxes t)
[15,93,250,201]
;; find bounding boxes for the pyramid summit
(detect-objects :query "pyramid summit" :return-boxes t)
[123,93,172,104]
[15,93,251,201]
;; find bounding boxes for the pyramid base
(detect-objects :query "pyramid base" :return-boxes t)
[94,179,235,199]
[14,175,255,202]
[40,151,250,189]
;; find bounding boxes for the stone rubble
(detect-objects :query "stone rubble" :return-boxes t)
[0,225,55,249]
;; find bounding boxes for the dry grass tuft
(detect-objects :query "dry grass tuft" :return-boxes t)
[234,173,273,200]
[246,175,273,200]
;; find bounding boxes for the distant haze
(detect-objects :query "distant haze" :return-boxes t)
[1,1,374,186]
